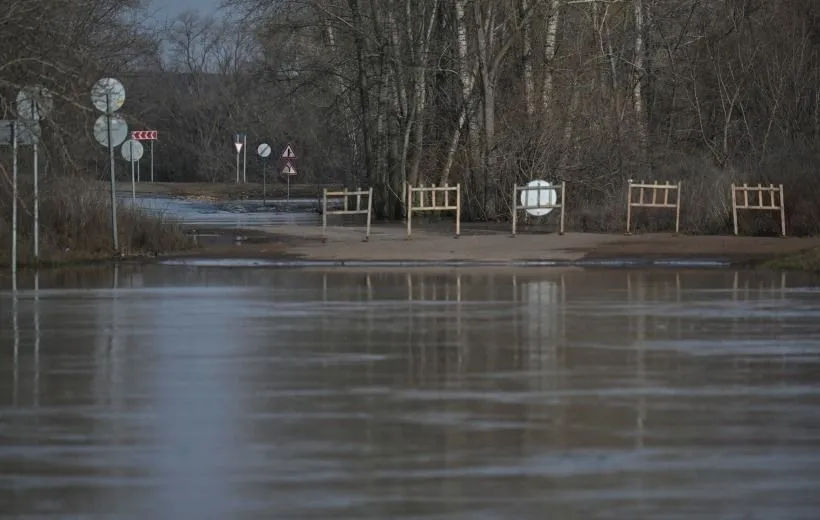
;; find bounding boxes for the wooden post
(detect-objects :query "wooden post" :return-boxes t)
[322,188,329,241]
[779,184,786,237]
[406,184,412,238]
[626,180,633,235]
[559,181,566,235]
[731,183,739,236]
[511,186,518,237]
[365,187,373,242]
[675,181,681,234]
[455,183,461,238]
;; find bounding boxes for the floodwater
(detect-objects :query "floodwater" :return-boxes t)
[2,266,820,519]
[123,195,325,227]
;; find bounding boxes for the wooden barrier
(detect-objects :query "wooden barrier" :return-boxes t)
[731,183,786,237]
[406,183,461,238]
[511,181,566,236]
[626,180,681,234]
[322,187,373,241]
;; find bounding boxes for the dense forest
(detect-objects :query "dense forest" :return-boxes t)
[2,0,820,234]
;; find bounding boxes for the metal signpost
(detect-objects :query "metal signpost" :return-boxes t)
[281,143,297,201]
[257,143,272,204]
[234,133,245,183]
[1,118,40,289]
[131,130,158,182]
[121,138,144,203]
[16,86,53,264]
[91,77,127,252]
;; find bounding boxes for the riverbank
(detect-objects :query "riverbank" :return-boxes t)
[158,222,820,271]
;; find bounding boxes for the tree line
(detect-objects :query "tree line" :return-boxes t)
[3,0,820,235]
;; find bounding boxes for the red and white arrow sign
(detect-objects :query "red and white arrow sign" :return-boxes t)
[131,130,158,140]
[281,144,296,159]
[281,161,297,175]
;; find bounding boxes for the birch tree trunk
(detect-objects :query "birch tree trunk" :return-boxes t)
[633,0,649,166]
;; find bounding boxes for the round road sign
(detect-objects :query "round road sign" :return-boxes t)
[521,180,556,216]
[257,143,272,158]
[121,139,144,162]
[91,77,126,113]
[16,86,54,120]
[93,114,128,147]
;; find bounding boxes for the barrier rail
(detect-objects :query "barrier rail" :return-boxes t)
[626,180,681,234]
[511,181,566,236]
[322,187,373,241]
[406,183,461,238]
[731,183,786,236]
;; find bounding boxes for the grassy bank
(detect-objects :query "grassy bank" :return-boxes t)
[121,181,343,201]
[1,176,195,268]
[761,248,820,273]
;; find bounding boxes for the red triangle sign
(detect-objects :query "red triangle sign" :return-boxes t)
[281,161,297,175]
[281,144,296,159]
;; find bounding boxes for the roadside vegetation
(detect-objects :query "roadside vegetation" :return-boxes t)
[0,176,193,268]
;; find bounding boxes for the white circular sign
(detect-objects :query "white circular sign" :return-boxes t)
[93,114,128,147]
[16,86,54,120]
[257,143,272,158]
[91,77,126,113]
[121,139,144,162]
[521,180,556,216]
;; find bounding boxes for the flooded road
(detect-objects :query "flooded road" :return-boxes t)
[1,267,820,519]
[125,195,324,227]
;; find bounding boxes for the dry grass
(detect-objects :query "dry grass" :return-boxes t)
[0,175,194,267]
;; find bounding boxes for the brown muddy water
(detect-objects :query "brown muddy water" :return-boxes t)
[1,266,820,519]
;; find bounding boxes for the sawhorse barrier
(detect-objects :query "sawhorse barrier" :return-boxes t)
[511,181,566,236]
[322,187,373,241]
[406,183,461,238]
[731,183,786,237]
[626,180,681,234]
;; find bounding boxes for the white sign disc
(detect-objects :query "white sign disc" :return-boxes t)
[93,114,128,147]
[91,77,126,113]
[17,86,54,120]
[521,180,556,216]
[121,139,144,162]
[257,143,272,158]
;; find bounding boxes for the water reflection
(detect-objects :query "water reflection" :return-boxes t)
[1,267,819,518]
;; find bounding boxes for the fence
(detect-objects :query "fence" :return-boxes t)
[322,187,373,241]
[731,183,786,237]
[626,180,682,234]
[511,181,566,236]
[406,183,461,238]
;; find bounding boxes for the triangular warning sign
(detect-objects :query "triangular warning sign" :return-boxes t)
[281,161,297,175]
[281,144,296,159]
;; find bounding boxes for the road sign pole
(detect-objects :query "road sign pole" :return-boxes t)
[150,139,154,183]
[11,121,18,290]
[235,148,240,184]
[130,140,136,203]
[106,94,118,252]
[263,162,267,205]
[137,154,140,183]
[287,172,291,202]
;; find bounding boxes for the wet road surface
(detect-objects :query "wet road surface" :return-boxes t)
[1,267,820,519]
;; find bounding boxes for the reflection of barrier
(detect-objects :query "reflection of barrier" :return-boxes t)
[731,183,786,237]
[511,181,566,236]
[625,180,681,234]
[406,183,461,238]
[322,187,374,241]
